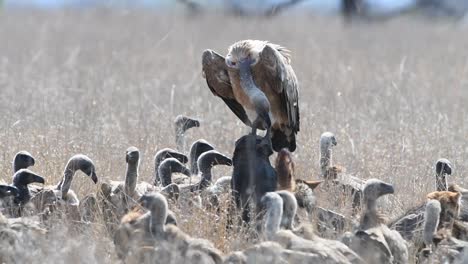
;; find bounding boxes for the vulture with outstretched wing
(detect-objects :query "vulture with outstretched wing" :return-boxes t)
[202,40,300,152]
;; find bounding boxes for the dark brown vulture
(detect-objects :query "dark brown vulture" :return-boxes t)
[202,40,300,152]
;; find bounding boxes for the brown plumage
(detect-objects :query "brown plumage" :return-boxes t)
[418,193,468,263]
[275,148,322,215]
[426,191,461,232]
[390,159,457,241]
[114,192,222,264]
[202,40,300,152]
[275,148,296,192]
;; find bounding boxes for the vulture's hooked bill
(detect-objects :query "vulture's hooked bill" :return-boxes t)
[202,40,300,152]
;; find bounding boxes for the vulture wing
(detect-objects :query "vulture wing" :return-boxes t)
[202,49,251,126]
[252,43,300,134]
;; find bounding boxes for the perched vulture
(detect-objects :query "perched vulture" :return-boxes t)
[202,40,300,152]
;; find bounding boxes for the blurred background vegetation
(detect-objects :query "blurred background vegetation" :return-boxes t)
[3,0,468,22]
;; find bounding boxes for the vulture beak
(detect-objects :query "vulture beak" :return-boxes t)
[34,175,46,184]
[380,182,395,196]
[90,171,98,184]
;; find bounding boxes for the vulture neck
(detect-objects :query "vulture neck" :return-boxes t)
[435,173,448,191]
[320,144,332,178]
[125,161,138,197]
[198,165,213,191]
[360,196,382,229]
[57,169,75,199]
[423,199,441,247]
[239,62,259,97]
[277,164,295,192]
[175,131,185,153]
[239,62,270,112]
[13,184,31,205]
[265,198,283,241]
[149,204,167,236]
[159,167,172,187]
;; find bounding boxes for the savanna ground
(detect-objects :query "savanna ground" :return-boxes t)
[0,8,468,263]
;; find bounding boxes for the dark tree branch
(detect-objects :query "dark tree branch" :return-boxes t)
[265,0,305,17]
[176,0,203,15]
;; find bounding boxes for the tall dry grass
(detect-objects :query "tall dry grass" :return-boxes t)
[0,9,467,262]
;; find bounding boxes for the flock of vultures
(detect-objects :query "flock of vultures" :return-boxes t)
[1,40,467,264]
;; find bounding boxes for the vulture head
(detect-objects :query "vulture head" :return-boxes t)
[174,115,200,135]
[13,169,45,186]
[57,154,98,199]
[13,150,35,173]
[12,169,45,205]
[158,158,191,187]
[363,179,395,202]
[126,147,140,165]
[320,132,337,150]
[435,158,452,191]
[64,154,98,184]
[189,139,215,175]
[154,148,188,185]
[198,150,233,174]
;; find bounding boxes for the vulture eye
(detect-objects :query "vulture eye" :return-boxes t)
[226,59,237,68]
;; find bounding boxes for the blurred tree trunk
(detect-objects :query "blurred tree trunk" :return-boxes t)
[176,0,203,16]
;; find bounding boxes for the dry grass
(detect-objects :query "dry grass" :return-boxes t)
[0,8,468,262]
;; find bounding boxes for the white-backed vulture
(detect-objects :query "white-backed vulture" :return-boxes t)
[390,158,454,241]
[29,154,98,218]
[435,158,453,191]
[343,179,409,264]
[114,192,223,264]
[189,139,215,175]
[0,152,37,213]
[155,140,214,186]
[158,158,192,187]
[11,169,45,204]
[319,132,364,210]
[260,191,363,263]
[153,148,188,185]
[100,147,142,221]
[189,150,232,192]
[2,169,45,217]
[158,151,232,208]
[202,40,300,152]
[12,151,35,174]
[174,115,200,152]
[99,147,180,229]
[311,132,363,237]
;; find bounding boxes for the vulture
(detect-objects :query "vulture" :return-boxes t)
[390,158,455,241]
[174,115,200,152]
[343,179,409,264]
[202,40,300,152]
[153,148,188,185]
[114,192,223,264]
